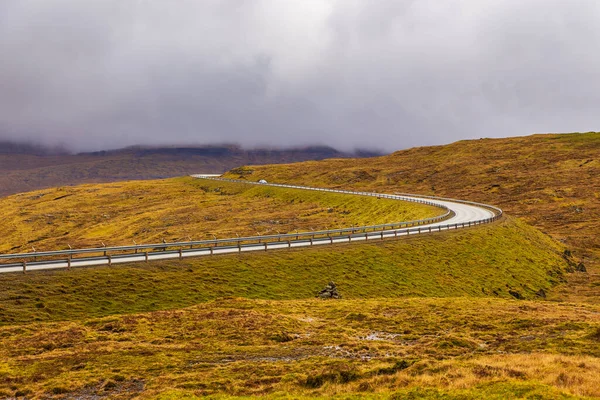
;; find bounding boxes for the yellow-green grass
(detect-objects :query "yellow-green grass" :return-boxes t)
[0,177,440,253]
[0,182,586,398]
[0,217,568,325]
[223,132,600,257]
[1,145,592,399]
[1,297,599,399]
[222,132,600,303]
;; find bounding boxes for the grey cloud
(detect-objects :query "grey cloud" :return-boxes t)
[1,0,599,152]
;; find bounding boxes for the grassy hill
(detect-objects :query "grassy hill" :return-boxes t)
[0,217,581,398]
[225,132,600,301]
[0,177,439,253]
[0,142,381,197]
[0,217,566,324]
[0,135,597,399]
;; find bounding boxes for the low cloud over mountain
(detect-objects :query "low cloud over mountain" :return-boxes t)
[1,0,600,151]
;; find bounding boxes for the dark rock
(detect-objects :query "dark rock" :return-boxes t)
[508,290,523,300]
[563,249,572,258]
[535,289,546,298]
[318,281,342,299]
[576,263,587,273]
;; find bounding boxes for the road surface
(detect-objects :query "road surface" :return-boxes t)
[0,177,501,273]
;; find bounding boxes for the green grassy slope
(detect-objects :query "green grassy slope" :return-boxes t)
[0,177,439,253]
[0,217,568,325]
[224,132,600,304]
[224,132,600,258]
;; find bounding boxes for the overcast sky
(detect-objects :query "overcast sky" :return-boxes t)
[1,0,599,152]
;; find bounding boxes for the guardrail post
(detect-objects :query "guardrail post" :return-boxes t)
[381,231,384,240]
[264,242,268,251]
[107,254,112,266]
[310,238,313,246]
[288,240,291,248]
[66,245,73,270]
[179,248,183,260]
[22,261,26,274]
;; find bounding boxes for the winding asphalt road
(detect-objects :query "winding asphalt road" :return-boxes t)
[0,176,501,274]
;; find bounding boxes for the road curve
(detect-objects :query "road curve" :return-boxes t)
[193,176,499,229]
[0,177,502,274]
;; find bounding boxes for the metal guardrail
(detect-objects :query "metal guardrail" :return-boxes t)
[0,177,502,273]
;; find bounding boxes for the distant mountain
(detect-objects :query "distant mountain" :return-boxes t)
[0,141,383,197]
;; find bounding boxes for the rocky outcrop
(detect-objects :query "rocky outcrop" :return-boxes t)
[318,282,342,299]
